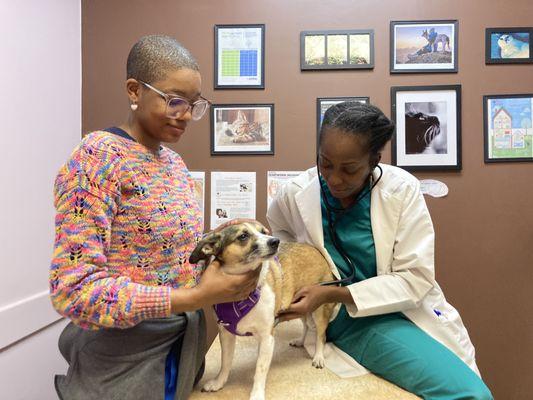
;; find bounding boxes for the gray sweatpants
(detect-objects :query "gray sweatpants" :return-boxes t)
[55,311,206,400]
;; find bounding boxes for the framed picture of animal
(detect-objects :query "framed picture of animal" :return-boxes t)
[391,85,462,171]
[483,94,533,162]
[300,29,374,70]
[316,96,370,149]
[390,20,458,73]
[485,27,533,64]
[211,104,274,155]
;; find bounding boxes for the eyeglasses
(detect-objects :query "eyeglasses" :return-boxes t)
[139,80,211,121]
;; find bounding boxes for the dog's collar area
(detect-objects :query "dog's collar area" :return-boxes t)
[214,288,261,336]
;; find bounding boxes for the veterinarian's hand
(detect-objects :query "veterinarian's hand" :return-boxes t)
[277,285,328,322]
[194,260,261,307]
[214,218,270,234]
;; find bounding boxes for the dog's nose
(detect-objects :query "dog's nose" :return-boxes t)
[268,238,280,249]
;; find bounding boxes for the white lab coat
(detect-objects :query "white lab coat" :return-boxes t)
[266,164,480,377]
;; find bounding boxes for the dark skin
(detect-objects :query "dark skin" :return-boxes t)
[120,68,261,313]
[277,127,381,322]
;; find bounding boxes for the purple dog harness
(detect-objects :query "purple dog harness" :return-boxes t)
[213,288,261,336]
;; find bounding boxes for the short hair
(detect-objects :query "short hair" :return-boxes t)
[126,35,199,83]
[319,102,395,156]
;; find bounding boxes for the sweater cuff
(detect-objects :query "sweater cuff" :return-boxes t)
[132,285,172,320]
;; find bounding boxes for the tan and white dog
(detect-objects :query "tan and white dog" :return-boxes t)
[189,222,335,400]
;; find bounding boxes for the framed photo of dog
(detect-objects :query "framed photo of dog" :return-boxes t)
[300,29,374,70]
[391,85,462,171]
[214,24,265,89]
[316,97,370,147]
[211,104,274,155]
[485,27,533,64]
[390,20,458,73]
[483,94,533,163]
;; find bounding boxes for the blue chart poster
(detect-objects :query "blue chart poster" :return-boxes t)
[217,26,263,87]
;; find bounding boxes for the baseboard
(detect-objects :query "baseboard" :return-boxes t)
[0,290,63,350]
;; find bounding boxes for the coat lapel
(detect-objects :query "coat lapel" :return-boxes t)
[294,174,324,248]
[370,167,401,275]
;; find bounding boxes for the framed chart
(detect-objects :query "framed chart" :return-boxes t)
[214,24,265,89]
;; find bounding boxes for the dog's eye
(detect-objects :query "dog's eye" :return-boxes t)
[238,233,249,241]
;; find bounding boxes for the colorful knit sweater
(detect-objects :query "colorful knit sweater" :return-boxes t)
[50,129,203,330]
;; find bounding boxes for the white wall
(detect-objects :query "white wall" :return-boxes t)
[0,0,81,398]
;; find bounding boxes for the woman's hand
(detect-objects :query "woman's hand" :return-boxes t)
[277,285,329,322]
[193,260,261,307]
[170,260,262,313]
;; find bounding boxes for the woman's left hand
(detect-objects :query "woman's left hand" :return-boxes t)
[277,285,328,322]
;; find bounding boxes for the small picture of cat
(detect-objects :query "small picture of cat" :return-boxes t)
[494,33,530,59]
[487,29,532,63]
[404,102,448,155]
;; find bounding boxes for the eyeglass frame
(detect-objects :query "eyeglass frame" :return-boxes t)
[138,80,211,120]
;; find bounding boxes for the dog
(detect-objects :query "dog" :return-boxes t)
[189,222,335,400]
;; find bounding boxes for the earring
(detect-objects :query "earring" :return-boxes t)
[130,103,138,111]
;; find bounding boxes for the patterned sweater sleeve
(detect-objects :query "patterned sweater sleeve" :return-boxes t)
[49,139,171,330]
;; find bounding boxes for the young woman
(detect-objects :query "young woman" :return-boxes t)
[50,35,260,400]
[268,102,493,399]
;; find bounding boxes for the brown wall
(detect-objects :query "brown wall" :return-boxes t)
[82,1,533,398]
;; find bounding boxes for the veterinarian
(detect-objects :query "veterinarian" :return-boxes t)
[50,35,261,400]
[268,102,493,399]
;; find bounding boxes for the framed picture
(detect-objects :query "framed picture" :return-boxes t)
[483,94,533,162]
[316,97,370,143]
[300,30,374,70]
[485,28,532,64]
[390,20,458,73]
[211,104,274,155]
[214,24,265,89]
[391,85,462,171]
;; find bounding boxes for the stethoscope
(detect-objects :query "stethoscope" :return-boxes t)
[317,157,383,287]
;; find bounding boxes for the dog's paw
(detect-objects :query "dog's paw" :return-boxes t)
[312,355,325,369]
[201,379,225,392]
[289,338,304,347]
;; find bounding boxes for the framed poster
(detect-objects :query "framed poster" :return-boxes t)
[390,20,458,73]
[211,104,274,155]
[300,29,374,70]
[391,85,462,171]
[214,24,265,89]
[485,27,532,64]
[316,97,370,142]
[483,94,533,162]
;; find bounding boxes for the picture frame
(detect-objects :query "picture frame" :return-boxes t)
[485,27,533,64]
[483,94,533,163]
[214,24,265,89]
[316,96,370,145]
[211,104,274,155]
[390,20,458,73]
[391,85,462,171]
[300,29,374,70]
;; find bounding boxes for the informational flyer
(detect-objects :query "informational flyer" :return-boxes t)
[267,171,303,207]
[420,179,449,198]
[210,172,256,229]
[189,172,205,226]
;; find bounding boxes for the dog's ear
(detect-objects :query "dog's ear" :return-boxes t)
[189,232,222,264]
